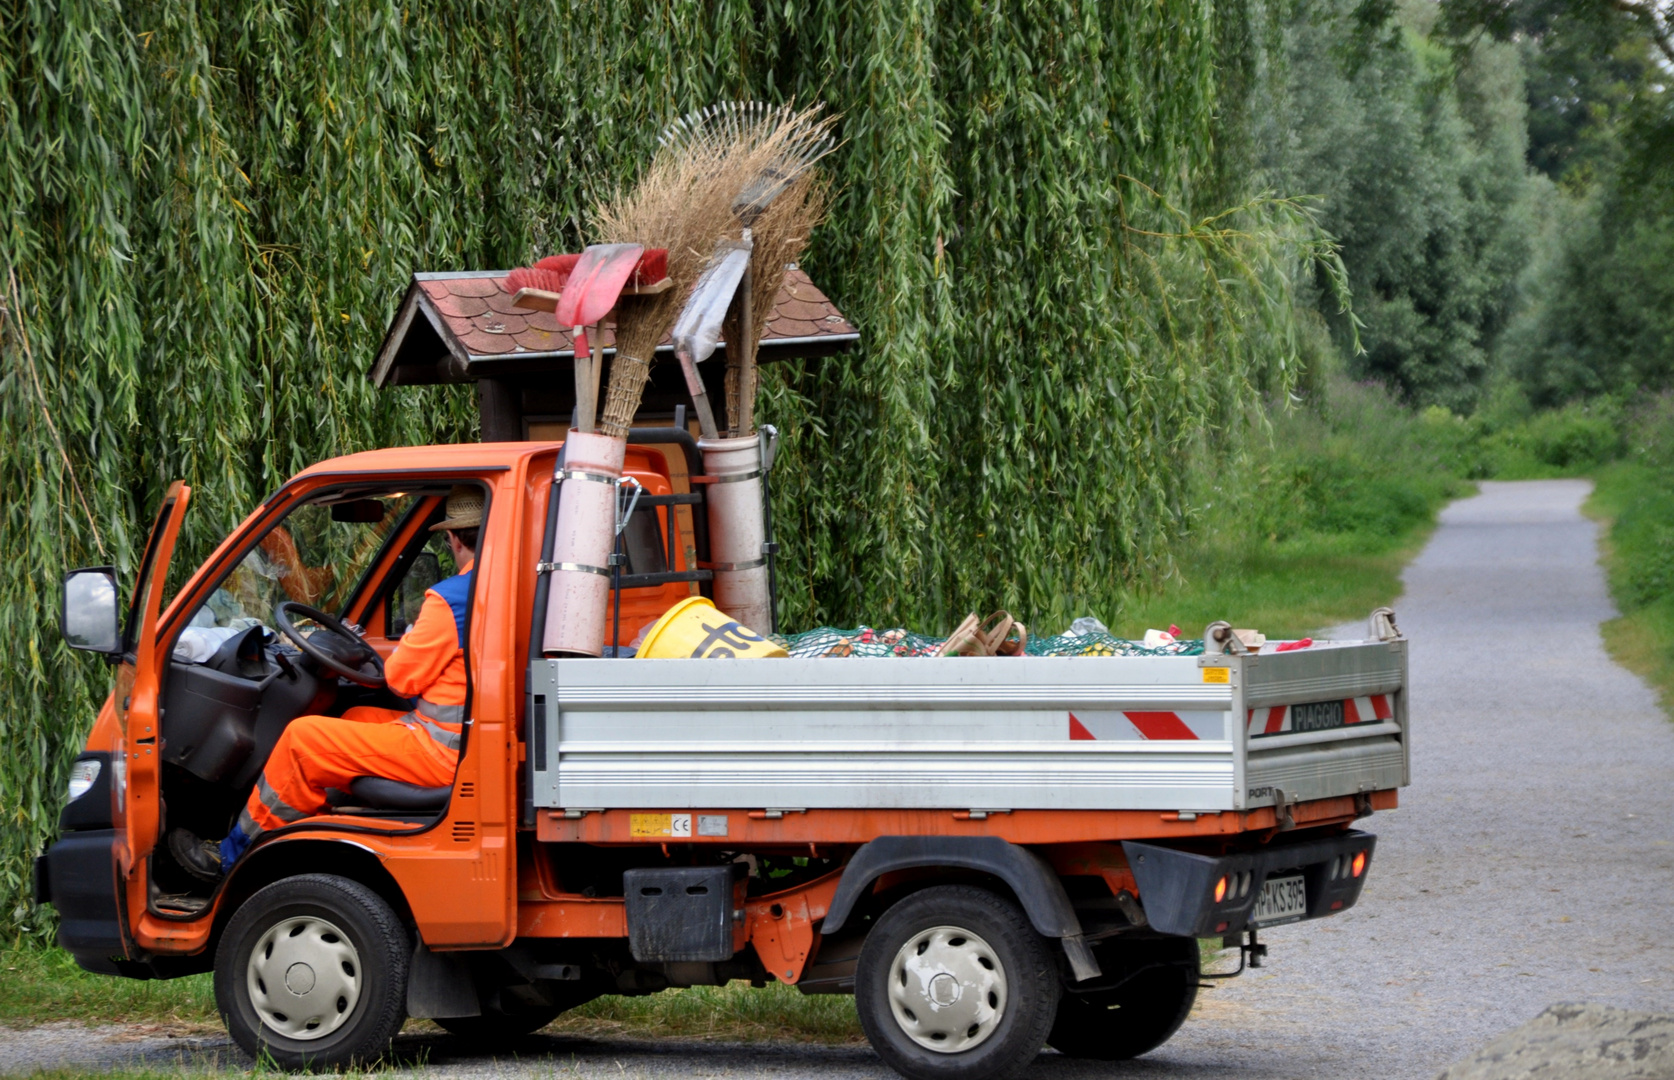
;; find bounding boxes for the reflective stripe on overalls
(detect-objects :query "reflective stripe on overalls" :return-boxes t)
[402,697,464,753]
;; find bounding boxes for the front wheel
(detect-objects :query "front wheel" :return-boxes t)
[855,885,1061,1080]
[1046,935,1199,1060]
[214,874,409,1068]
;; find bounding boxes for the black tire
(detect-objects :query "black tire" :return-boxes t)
[855,885,1061,1080]
[1046,936,1199,1060]
[215,873,409,1069]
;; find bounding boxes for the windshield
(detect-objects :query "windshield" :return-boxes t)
[177,494,417,662]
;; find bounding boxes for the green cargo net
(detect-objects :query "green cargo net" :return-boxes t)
[775,626,1205,658]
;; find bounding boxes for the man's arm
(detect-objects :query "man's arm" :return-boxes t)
[385,590,459,698]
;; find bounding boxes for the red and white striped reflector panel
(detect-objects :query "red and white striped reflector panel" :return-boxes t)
[1069,710,1228,741]
[1245,694,1392,738]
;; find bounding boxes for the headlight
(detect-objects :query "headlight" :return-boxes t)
[67,759,101,802]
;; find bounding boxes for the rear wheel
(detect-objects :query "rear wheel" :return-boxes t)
[855,885,1060,1080]
[1046,936,1199,1060]
[215,874,409,1069]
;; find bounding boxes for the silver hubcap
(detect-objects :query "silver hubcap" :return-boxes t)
[888,925,1007,1053]
[247,915,362,1041]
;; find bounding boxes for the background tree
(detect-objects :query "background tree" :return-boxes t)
[1248,0,1537,410]
[1442,0,1674,402]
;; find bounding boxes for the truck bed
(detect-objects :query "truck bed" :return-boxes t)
[527,638,1408,814]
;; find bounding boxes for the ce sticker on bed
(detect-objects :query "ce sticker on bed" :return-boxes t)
[629,813,693,838]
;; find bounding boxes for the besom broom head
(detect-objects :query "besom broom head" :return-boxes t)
[593,102,836,438]
[659,103,835,434]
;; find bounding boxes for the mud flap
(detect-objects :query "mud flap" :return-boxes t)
[408,943,480,1018]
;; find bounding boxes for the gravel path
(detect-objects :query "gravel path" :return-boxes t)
[5,479,1670,1078]
[1153,479,1674,1077]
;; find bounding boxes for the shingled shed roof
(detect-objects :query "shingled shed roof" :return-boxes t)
[371,266,858,387]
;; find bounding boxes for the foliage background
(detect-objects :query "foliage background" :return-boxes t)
[1,0,1339,933]
[1248,0,1538,412]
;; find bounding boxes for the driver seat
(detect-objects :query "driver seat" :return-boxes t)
[327,776,451,812]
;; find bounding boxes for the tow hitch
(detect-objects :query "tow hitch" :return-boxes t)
[1201,927,1269,981]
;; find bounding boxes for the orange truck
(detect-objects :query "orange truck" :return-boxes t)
[41,428,1408,1080]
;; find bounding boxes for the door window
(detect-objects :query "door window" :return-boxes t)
[386,529,465,637]
[176,494,417,663]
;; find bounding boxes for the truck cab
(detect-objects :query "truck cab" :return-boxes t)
[42,435,1405,1080]
[44,439,674,968]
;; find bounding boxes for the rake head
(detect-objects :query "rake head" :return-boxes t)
[659,101,835,226]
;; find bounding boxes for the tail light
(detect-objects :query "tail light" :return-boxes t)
[1351,851,1367,878]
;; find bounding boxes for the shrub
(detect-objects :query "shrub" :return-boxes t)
[1466,396,1625,476]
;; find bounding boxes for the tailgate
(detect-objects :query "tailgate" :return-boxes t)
[1221,639,1409,811]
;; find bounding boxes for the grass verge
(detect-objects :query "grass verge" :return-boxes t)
[1586,397,1674,717]
[0,937,866,1043]
[1111,376,1471,640]
[0,942,216,1031]
[543,979,862,1043]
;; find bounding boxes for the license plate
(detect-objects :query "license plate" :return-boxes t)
[1288,699,1345,733]
[1251,874,1307,925]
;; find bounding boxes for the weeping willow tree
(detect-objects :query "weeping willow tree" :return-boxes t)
[0,0,1339,933]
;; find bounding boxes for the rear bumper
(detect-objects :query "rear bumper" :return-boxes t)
[1123,829,1376,937]
[42,829,129,971]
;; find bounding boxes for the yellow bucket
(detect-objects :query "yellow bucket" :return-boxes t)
[637,597,788,659]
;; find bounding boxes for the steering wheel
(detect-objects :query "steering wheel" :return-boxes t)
[273,601,387,689]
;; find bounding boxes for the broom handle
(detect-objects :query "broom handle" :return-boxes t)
[571,326,590,433]
[677,349,720,440]
[575,324,598,433]
[737,263,755,435]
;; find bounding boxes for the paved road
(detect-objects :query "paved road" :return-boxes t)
[6,480,1672,1078]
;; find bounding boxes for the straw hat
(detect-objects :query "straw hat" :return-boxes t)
[429,486,484,532]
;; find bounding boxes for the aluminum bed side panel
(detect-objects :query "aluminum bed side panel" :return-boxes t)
[529,656,1236,811]
[551,748,1235,811]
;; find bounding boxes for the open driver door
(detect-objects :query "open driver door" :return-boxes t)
[113,481,191,932]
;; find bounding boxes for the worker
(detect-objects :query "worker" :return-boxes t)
[168,486,482,881]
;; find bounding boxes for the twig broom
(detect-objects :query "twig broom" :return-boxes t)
[594,104,835,439]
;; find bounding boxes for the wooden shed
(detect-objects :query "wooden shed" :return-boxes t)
[371,265,858,442]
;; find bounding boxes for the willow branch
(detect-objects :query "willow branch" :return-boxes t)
[4,270,105,555]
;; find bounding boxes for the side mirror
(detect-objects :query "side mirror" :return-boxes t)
[62,567,122,655]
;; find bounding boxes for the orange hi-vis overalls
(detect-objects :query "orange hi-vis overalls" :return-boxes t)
[235,559,474,845]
